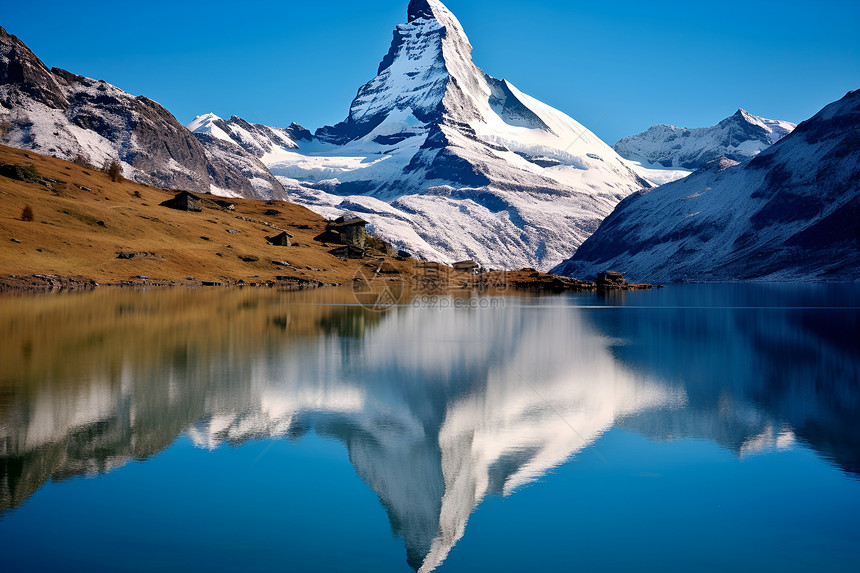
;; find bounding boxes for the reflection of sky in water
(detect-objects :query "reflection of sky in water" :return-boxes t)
[0,285,858,572]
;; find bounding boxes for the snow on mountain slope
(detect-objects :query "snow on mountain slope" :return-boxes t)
[553,90,860,283]
[192,131,289,199]
[615,109,796,176]
[188,113,311,164]
[254,0,650,270]
[0,27,286,199]
[185,112,313,199]
[622,160,694,186]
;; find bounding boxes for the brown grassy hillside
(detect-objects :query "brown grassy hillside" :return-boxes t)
[0,144,411,287]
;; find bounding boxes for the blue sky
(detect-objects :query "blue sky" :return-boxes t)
[3,0,858,143]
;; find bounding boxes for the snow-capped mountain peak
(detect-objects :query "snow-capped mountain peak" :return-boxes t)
[319,0,484,144]
[188,112,222,133]
[186,114,303,165]
[188,112,230,140]
[262,0,650,270]
[730,108,795,144]
[407,0,440,22]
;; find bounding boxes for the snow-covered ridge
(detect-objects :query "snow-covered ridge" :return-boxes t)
[614,109,796,172]
[188,113,309,164]
[554,90,860,282]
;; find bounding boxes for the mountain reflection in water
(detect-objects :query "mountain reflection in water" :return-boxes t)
[0,285,857,572]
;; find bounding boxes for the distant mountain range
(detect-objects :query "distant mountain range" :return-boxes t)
[554,90,860,282]
[187,113,311,160]
[614,109,795,172]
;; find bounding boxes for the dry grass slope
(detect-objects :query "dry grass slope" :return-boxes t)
[0,144,413,287]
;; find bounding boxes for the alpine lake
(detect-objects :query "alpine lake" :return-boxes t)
[1,283,858,572]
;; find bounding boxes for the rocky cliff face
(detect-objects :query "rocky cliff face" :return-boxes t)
[614,109,796,171]
[554,90,860,282]
[0,27,285,199]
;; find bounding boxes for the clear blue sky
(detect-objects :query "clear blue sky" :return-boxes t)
[3,0,858,143]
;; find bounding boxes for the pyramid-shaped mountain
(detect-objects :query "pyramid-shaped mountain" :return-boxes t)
[208,0,651,269]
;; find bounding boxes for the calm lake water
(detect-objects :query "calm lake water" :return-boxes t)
[1,284,858,572]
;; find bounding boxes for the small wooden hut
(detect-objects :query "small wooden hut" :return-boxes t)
[329,217,369,249]
[160,191,202,212]
[597,271,626,287]
[453,260,480,274]
[266,231,294,247]
[330,245,366,260]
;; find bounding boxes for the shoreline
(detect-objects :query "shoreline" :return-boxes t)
[0,273,339,295]
[0,269,655,297]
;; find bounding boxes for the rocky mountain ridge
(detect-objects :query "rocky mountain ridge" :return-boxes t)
[0,26,286,199]
[554,90,860,282]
